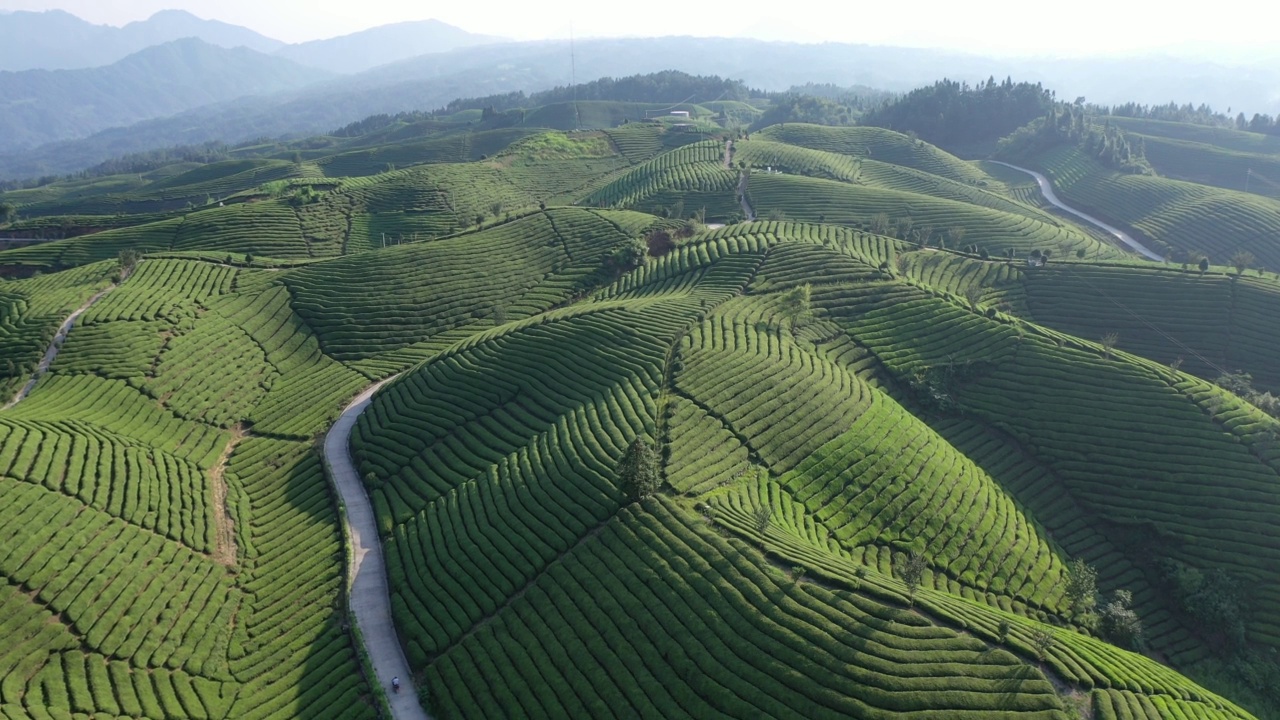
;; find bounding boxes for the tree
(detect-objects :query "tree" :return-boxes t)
[751,505,773,534]
[617,437,660,501]
[780,283,812,329]
[1064,558,1098,616]
[1199,257,1210,275]
[1099,589,1143,649]
[948,226,966,248]
[607,239,649,273]
[899,551,927,604]
[894,253,911,278]
[117,248,141,277]
[870,212,891,235]
[489,201,504,218]
[1231,250,1256,276]
[0,201,15,225]
[492,304,508,325]
[1030,627,1055,660]
[1100,332,1120,360]
[962,285,985,311]
[1076,248,1086,260]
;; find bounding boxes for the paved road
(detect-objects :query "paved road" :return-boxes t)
[4,283,116,409]
[991,161,1163,261]
[323,377,431,720]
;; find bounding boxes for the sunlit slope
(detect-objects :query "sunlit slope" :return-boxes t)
[282,208,655,364]
[0,262,114,397]
[0,135,636,270]
[747,172,1113,258]
[0,255,383,719]
[809,263,1280,646]
[351,221,1254,718]
[757,123,992,185]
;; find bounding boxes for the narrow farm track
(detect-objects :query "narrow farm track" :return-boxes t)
[3,282,117,409]
[738,170,756,220]
[323,377,431,720]
[991,160,1163,260]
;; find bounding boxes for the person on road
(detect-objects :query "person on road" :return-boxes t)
[392,676,400,693]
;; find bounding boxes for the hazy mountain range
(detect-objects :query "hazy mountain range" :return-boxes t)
[1,9,1278,181]
[0,38,325,153]
[0,9,501,73]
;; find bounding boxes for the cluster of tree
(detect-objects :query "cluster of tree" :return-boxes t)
[859,77,1055,149]
[998,105,1153,174]
[1102,101,1233,127]
[1065,559,1143,649]
[1160,559,1248,649]
[1101,101,1280,136]
[1215,372,1280,418]
[436,71,754,118]
[749,95,861,131]
[332,111,433,138]
[1232,112,1280,136]
[779,83,894,107]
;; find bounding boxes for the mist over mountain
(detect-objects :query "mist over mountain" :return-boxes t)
[1,17,1278,180]
[0,38,326,154]
[0,9,284,71]
[274,19,504,74]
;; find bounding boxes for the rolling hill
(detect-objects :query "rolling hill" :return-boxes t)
[2,116,1280,719]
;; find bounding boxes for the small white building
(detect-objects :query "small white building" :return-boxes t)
[670,110,690,119]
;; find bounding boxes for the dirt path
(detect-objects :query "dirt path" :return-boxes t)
[737,170,756,221]
[723,139,734,169]
[991,161,1162,261]
[209,424,246,567]
[3,283,118,410]
[323,377,430,720]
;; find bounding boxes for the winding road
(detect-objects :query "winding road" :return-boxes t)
[323,377,431,720]
[991,161,1163,261]
[4,283,117,410]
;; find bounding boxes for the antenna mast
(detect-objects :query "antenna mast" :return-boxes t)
[570,23,580,130]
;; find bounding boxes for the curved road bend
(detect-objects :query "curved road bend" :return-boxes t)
[990,161,1163,261]
[4,283,117,410]
[324,377,431,720]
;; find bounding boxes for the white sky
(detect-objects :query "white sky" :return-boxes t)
[0,0,1275,59]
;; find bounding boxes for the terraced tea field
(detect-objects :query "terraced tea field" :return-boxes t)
[3,119,1280,719]
[1030,145,1280,268]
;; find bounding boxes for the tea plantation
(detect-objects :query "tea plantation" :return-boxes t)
[2,116,1279,720]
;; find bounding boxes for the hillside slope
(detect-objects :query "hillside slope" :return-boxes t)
[0,39,326,153]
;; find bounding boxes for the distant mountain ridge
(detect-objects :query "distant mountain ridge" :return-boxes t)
[0,10,501,75]
[0,9,283,71]
[274,19,503,74]
[0,38,326,154]
[2,34,1279,180]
